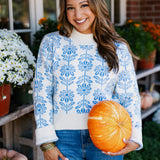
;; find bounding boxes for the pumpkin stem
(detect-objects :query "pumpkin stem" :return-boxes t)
[139,87,143,93]
[118,122,125,128]
[150,83,155,92]
[3,157,6,160]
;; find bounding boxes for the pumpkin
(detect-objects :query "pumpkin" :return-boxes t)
[0,149,7,159]
[140,92,153,109]
[0,149,28,160]
[148,83,160,103]
[88,100,132,153]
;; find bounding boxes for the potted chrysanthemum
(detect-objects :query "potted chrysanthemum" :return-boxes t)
[115,20,156,70]
[0,29,36,116]
[142,21,160,65]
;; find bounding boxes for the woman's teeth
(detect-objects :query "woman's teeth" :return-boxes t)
[76,19,86,23]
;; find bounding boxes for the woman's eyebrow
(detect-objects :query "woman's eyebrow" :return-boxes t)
[66,3,73,6]
[79,1,88,4]
[67,1,88,6]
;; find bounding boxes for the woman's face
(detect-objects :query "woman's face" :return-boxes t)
[66,0,95,34]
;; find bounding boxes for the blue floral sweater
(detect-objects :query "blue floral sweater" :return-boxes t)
[34,28,142,149]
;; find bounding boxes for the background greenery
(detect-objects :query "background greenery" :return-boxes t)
[124,120,160,160]
[31,18,58,59]
[115,21,156,60]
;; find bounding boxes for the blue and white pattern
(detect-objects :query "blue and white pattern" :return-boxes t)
[92,50,111,104]
[76,45,93,113]
[33,29,142,149]
[59,40,77,113]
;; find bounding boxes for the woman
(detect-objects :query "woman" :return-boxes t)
[34,0,143,159]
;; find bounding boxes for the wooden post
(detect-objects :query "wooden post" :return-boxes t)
[2,122,14,149]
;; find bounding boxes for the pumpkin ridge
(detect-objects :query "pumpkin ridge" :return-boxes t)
[108,101,120,120]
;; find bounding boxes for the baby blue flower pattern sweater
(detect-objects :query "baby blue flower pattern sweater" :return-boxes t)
[34,28,142,148]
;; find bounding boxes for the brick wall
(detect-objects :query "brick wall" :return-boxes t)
[127,0,160,24]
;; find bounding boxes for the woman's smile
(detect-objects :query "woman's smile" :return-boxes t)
[75,18,87,24]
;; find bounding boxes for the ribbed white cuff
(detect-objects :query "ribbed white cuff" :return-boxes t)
[35,125,58,145]
[130,127,143,150]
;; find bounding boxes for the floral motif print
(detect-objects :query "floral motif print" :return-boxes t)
[92,51,110,104]
[76,45,94,113]
[34,72,44,92]
[77,83,91,96]
[34,31,142,148]
[59,42,77,113]
[34,34,61,128]
[35,103,47,115]
[62,45,77,61]
[34,102,48,128]
[46,86,54,104]
[92,89,106,104]
[60,65,75,77]
[60,90,74,102]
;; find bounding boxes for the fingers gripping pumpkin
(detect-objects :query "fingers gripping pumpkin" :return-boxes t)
[88,100,132,153]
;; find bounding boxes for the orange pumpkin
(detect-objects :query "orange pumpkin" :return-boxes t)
[140,92,153,109]
[0,149,28,160]
[88,100,132,153]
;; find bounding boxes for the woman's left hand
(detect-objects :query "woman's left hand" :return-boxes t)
[102,138,139,156]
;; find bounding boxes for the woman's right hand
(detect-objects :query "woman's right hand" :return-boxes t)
[43,146,67,160]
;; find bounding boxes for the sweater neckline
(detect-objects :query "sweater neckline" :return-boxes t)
[70,28,96,45]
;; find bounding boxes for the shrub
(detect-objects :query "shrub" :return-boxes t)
[31,18,58,59]
[124,121,160,160]
[115,20,156,60]
[142,21,160,51]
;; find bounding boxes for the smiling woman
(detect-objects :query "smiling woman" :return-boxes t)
[33,0,142,159]
[66,0,95,34]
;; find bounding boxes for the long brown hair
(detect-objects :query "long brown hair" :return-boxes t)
[58,0,133,72]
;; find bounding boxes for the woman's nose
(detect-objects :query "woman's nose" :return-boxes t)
[75,8,82,19]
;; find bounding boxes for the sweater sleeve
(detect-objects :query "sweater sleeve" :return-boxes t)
[33,34,58,145]
[113,43,143,150]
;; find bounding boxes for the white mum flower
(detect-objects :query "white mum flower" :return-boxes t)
[0,29,36,86]
[0,75,5,83]
[1,65,7,73]
[22,62,29,69]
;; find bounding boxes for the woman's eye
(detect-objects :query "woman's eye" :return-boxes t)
[67,7,74,10]
[81,4,89,8]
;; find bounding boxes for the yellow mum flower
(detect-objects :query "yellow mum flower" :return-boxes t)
[127,20,133,23]
[134,23,140,27]
[39,17,47,25]
[57,23,62,30]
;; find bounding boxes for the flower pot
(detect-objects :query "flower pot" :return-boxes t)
[133,58,138,71]
[138,49,156,70]
[0,84,11,117]
[13,84,33,106]
[155,50,160,64]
